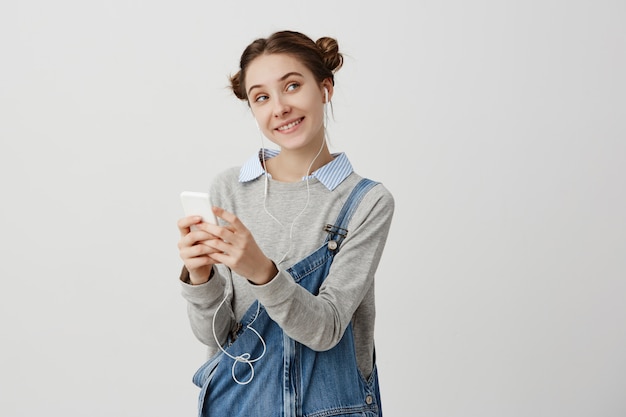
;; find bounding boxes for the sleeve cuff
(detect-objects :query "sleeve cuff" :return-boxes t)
[248,269,296,308]
[180,266,225,305]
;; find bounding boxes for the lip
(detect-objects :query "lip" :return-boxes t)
[274,117,304,133]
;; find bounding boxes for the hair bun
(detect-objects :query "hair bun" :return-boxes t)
[316,37,343,74]
[229,71,246,100]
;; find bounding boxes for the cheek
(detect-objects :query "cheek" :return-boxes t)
[310,101,326,121]
[252,107,270,125]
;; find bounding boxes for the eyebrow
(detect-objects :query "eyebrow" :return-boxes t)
[247,71,304,96]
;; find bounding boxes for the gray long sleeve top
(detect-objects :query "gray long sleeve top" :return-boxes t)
[180,158,394,378]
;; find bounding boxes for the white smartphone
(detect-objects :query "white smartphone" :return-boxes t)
[180,191,218,229]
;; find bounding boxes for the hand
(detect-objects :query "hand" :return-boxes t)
[201,206,278,285]
[177,216,221,285]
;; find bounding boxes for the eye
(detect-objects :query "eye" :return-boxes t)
[286,82,300,92]
[254,94,269,103]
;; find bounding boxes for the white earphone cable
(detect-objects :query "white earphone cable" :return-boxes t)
[212,291,266,385]
[210,94,329,385]
[260,124,325,265]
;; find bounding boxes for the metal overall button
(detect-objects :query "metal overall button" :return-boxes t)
[324,224,348,251]
[365,395,373,405]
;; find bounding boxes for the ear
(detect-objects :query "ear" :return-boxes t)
[321,79,334,103]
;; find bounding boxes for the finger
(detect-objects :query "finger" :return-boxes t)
[184,256,217,271]
[197,239,224,254]
[199,236,232,255]
[177,216,203,237]
[178,229,214,249]
[193,221,223,238]
[180,243,218,260]
[211,207,250,244]
[208,251,230,265]
[212,207,245,231]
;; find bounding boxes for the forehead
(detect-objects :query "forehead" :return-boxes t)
[245,53,313,87]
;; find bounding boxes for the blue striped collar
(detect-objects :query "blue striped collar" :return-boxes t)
[238,148,353,191]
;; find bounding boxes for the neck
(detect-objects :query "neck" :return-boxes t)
[266,141,333,183]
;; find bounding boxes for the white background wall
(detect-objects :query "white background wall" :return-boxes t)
[1,1,625,416]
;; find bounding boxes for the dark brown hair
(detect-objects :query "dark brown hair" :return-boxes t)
[229,30,344,101]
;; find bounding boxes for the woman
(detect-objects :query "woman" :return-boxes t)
[177,30,394,417]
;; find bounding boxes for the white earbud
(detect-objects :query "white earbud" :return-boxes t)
[324,87,329,103]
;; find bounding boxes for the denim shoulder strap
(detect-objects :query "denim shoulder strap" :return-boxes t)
[324,178,378,249]
[288,178,379,284]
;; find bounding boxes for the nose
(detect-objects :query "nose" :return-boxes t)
[272,96,290,118]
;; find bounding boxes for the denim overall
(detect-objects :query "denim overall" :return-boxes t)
[192,178,382,417]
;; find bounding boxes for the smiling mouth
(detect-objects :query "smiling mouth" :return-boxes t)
[276,118,303,131]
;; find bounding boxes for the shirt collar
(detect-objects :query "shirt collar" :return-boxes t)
[238,148,353,191]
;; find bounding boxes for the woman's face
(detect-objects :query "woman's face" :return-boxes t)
[245,53,332,153]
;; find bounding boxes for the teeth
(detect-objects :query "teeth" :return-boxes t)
[277,119,301,131]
